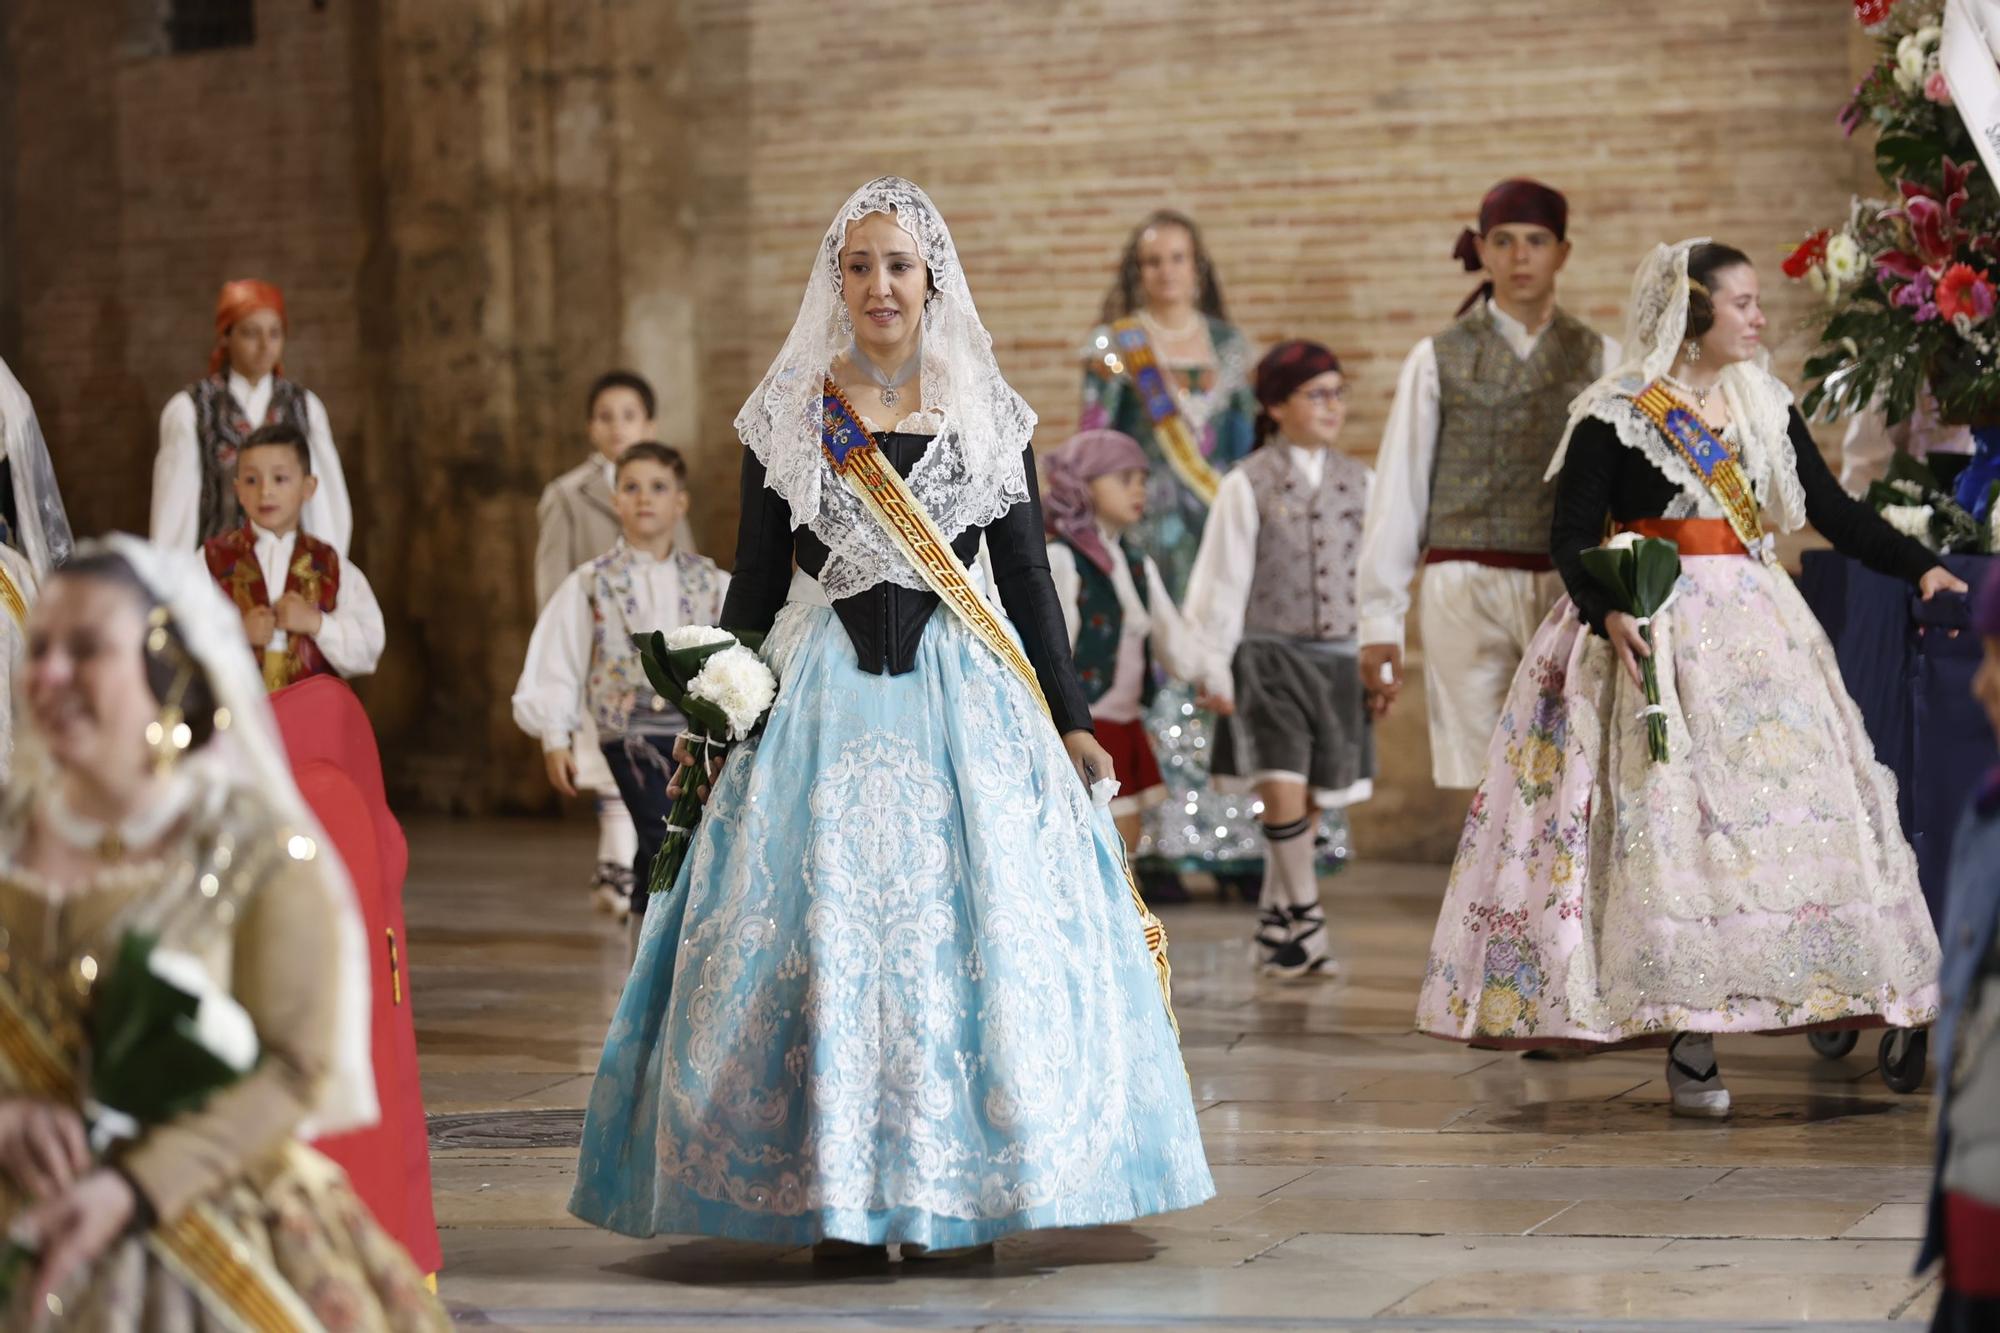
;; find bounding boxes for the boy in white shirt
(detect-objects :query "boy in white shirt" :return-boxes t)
[514,443,728,922]
[203,423,384,689]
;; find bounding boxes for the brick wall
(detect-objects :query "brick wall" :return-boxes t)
[2,0,368,544]
[3,0,1874,842]
[683,0,1869,858]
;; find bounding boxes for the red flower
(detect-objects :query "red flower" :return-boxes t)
[1855,0,1895,25]
[1781,229,1830,280]
[1894,158,1977,266]
[1936,263,1997,322]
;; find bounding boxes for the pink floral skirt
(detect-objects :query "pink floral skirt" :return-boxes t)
[1415,555,1942,1047]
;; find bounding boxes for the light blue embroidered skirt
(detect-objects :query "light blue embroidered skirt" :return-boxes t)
[568,600,1215,1247]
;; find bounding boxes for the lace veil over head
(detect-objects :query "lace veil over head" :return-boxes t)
[734,177,1037,601]
[11,535,379,1138]
[1550,237,1807,532]
[0,355,74,583]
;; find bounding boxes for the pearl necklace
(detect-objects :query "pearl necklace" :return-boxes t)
[1662,372,1720,411]
[847,340,921,409]
[1140,307,1203,341]
[42,773,196,861]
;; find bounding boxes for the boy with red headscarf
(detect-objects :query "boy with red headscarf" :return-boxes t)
[1185,340,1375,979]
[1356,180,1617,789]
[152,278,352,555]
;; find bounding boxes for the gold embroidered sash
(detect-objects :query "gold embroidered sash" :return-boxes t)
[0,566,26,628]
[0,975,323,1333]
[1102,318,1223,505]
[819,380,1177,1031]
[1629,382,1769,559]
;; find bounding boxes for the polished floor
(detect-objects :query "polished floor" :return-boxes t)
[412,817,1944,1330]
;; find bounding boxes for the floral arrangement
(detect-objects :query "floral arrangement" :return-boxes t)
[1785,0,2000,530]
[1866,449,1999,551]
[0,933,259,1297]
[635,625,777,900]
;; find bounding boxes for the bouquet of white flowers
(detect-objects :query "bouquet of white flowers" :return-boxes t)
[0,931,259,1297]
[634,625,779,900]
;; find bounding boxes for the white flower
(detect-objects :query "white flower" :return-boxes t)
[1604,532,1641,551]
[688,644,777,740]
[1880,502,1939,549]
[1825,233,1865,285]
[662,625,737,652]
[147,949,260,1073]
[1806,265,1831,298]
[1896,27,1942,90]
[1890,478,1928,498]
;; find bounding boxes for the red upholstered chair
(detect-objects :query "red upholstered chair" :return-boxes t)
[270,675,441,1276]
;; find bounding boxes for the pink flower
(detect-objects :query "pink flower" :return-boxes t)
[1937,263,1997,322]
[1926,69,1954,105]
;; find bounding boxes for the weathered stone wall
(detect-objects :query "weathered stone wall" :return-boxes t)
[3,0,1874,849]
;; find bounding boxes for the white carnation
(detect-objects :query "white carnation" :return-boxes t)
[688,644,777,740]
[147,948,260,1073]
[1603,531,1641,551]
[662,625,737,652]
[1825,233,1865,285]
[1880,502,1938,549]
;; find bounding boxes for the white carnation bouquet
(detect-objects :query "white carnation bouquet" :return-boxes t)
[635,625,778,900]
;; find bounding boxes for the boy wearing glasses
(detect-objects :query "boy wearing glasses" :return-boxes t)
[1355,179,1617,788]
[1184,341,1374,979]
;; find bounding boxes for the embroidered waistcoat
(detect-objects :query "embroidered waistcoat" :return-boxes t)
[585,546,727,738]
[187,374,312,544]
[1063,536,1155,709]
[203,524,341,691]
[1240,445,1369,642]
[1429,306,1602,554]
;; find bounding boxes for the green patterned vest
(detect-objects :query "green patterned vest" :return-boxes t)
[1429,305,1602,555]
[1064,537,1155,708]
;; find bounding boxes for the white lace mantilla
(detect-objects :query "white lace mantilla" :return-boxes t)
[735,178,1035,602]
[1550,237,1808,533]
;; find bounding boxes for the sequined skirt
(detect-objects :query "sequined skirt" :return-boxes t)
[1416,556,1942,1046]
[568,603,1214,1247]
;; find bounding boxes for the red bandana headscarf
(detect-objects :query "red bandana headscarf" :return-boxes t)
[1253,340,1342,447]
[1451,179,1569,315]
[209,279,288,375]
[1041,429,1150,575]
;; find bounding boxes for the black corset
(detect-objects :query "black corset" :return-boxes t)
[721,431,1094,735]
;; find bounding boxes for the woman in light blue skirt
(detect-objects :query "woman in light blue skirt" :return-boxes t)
[568,178,1213,1259]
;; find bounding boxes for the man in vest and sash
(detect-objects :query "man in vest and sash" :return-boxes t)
[1357,179,1618,788]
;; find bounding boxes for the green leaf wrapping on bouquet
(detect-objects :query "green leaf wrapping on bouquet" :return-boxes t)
[633,631,734,704]
[88,934,246,1126]
[1885,449,1945,493]
[1577,538,1681,765]
[1576,546,1637,609]
[1629,538,1682,613]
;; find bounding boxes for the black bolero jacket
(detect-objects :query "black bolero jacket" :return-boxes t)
[720,431,1097,736]
[1551,406,1940,634]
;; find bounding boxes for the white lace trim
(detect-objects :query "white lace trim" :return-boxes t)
[1568,366,1806,533]
[734,178,1035,602]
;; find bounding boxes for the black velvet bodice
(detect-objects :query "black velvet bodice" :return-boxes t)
[721,432,1095,735]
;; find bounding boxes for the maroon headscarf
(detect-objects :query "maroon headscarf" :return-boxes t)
[1452,179,1569,315]
[1253,340,1342,447]
[1041,429,1149,575]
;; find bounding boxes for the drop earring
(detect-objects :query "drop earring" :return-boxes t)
[1683,339,1701,364]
